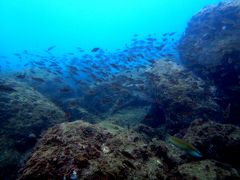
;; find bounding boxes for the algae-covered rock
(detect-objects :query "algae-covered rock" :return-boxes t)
[0,78,65,179]
[19,120,240,179]
[179,0,240,68]
[144,60,222,132]
[175,160,239,180]
[18,120,169,179]
[184,119,240,167]
[105,106,149,128]
[178,0,240,124]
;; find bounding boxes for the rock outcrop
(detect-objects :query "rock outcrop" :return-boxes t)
[174,160,239,179]
[143,60,222,132]
[18,121,169,180]
[19,120,240,179]
[184,119,240,168]
[178,0,240,125]
[0,78,66,179]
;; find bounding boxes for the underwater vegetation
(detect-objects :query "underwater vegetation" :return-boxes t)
[0,0,240,179]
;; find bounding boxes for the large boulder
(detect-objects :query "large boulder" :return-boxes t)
[18,120,169,180]
[179,0,240,69]
[173,160,239,179]
[178,0,240,124]
[18,120,240,179]
[0,78,66,179]
[143,60,222,132]
[184,119,240,168]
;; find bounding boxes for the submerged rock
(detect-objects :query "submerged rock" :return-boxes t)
[179,0,240,69]
[174,160,239,179]
[144,60,222,132]
[18,120,168,179]
[184,119,240,168]
[18,120,240,179]
[178,0,240,125]
[0,78,65,179]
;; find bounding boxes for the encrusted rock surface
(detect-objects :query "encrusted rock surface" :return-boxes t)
[18,120,168,179]
[174,160,239,179]
[184,119,240,168]
[18,120,240,179]
[179,0,240,69]
[0,78,66,179]
[143,60,222,132]
[178,0,240,124]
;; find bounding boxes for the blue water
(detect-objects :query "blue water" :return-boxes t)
[0,0,221,58]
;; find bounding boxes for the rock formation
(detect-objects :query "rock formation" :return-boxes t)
[0,78,66,179]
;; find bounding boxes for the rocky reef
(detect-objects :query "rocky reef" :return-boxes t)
[3,0,240,179]
[142,60,222,132]
[178,0,240,124]
[174,160,239,179]
[73,58,223,134]
[184,119,240,168]
[19,120,167,179]
[0,78,66,179]
[18,119,240,179]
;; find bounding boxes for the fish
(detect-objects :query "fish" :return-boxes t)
[31,77,45,83]
[59,87,71,93]
[16,73,26,79]
[13,53,21,58]
[46,45,56,51]
[167,135,202,158]
[91,48,100,52]
[156,44,165,51]
[168,32,176,36]
[223,103,231,120]
[162,33,168,36]
[23,50,28,54]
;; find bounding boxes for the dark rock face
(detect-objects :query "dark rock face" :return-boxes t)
[179,0,240,69]
[0,78,66,179]
[178,0,240,125]
[184,119,240,168]
[141,103,166,128]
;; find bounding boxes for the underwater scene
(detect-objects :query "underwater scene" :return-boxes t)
[0,0,240,179]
